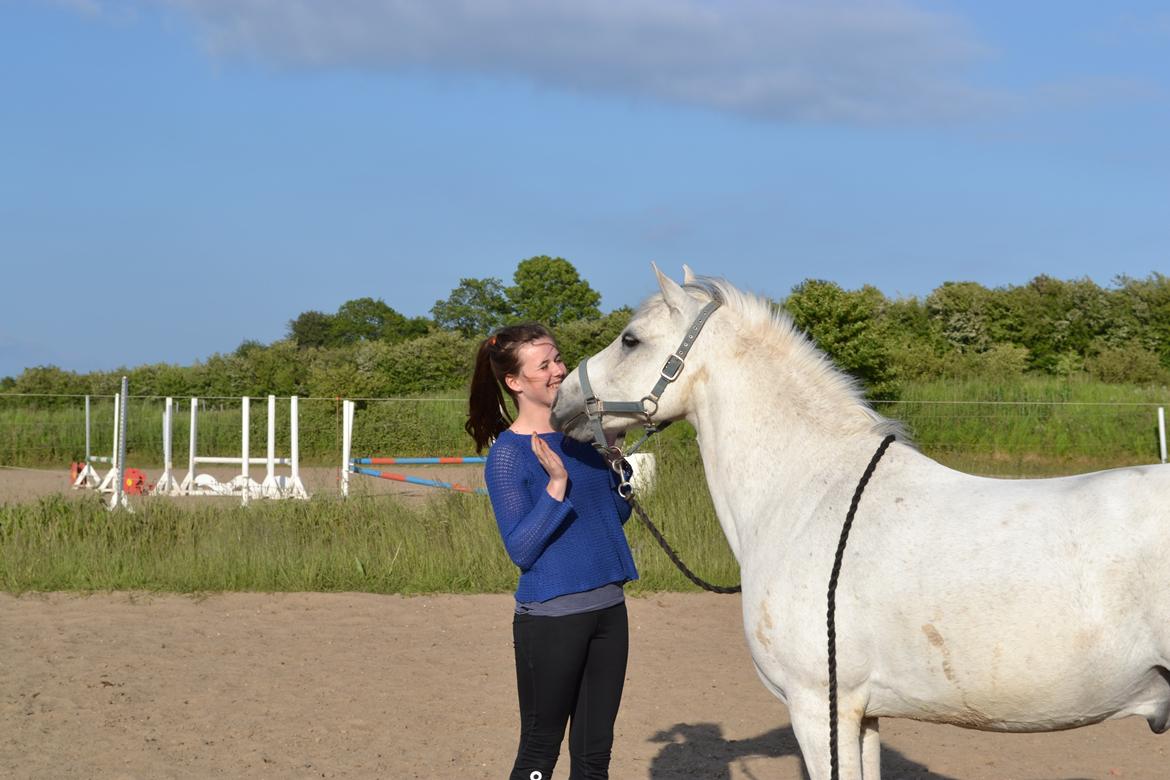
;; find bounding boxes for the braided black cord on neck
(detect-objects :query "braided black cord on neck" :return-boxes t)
[827,434,896,780]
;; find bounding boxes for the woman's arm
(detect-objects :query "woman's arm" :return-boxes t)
[485,442,574,570]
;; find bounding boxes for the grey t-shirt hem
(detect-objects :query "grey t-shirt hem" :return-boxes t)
[515,582,626,617]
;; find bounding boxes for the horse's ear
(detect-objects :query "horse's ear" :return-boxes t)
[652,262,688,312]
[682,265,696,284]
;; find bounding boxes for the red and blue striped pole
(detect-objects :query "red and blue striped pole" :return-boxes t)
[351,465,488,495]
[351,456,486,465]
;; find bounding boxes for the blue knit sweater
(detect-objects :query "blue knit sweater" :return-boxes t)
[485,430,638,603]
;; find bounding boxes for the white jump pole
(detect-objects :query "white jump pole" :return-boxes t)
[108,376,130,510]
[153,397,179,494]
[289,395,307,499]
[97,392,122,493]
[1159,407,1166,465]
[241,396,250,507]
[261,394,277,498]
[174,395,306,500]
[341,399,354,498]
[267,394,276,489]
[179,398,198,494]
[85,395,90,462]
[73,395,101,488]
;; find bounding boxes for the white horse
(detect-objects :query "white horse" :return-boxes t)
[550,266,1170,779]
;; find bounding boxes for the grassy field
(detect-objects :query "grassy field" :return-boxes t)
[2,375,1167,594]
[875,376,1169,476]
[0,445,734,594]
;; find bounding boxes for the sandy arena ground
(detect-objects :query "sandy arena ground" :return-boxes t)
[0,463,485,507]
[1,591,1166,779]
[2,467,1167,778]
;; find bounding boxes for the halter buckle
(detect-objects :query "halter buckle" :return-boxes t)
[660,354,684,382]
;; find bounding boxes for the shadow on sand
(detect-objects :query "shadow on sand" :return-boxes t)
[647,722,959,780]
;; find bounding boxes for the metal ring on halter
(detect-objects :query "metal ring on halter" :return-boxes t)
[640,395,659,418]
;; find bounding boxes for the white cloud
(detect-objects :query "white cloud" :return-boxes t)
[130,0,1002,123]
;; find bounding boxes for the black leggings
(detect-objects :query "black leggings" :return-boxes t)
[509,601,629,780]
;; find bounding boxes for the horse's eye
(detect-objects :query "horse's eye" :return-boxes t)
[621,332,640,348]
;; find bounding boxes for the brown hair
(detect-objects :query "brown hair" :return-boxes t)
[465,322,556,453]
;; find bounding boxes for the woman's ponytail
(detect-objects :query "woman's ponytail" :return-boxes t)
[466,336,511,453]
[465,322,555,453]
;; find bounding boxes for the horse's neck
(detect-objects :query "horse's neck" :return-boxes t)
[687,357,884,562]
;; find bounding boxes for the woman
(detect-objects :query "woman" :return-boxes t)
[466,322,638,780]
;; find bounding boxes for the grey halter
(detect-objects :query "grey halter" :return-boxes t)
[574,295,722,497]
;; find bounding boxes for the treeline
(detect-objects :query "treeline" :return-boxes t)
[4,257,1169,405]
[786,273,1170,397]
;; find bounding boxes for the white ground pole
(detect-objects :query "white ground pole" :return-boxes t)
[1159,407,1167,465]
[72,395,102,488]
[96,392,122,494]
[341,399,354,498]
[108,376,130,511]
[152,397,180,495]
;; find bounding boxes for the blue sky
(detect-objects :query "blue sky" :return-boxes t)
[2,1,1168,379]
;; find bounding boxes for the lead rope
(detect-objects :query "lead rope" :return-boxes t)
[628,495,741,594]
[827,434,895,780]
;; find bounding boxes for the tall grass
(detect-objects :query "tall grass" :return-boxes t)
[0,492,517,594]
[0,458,735,594]
[875,376,1169,476]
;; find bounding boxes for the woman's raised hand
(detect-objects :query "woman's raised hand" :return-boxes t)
[531,433,568,501]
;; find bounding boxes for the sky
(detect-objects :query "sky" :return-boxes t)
[2,1,1168,379]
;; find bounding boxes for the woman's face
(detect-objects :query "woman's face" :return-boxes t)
[506,339,567,409]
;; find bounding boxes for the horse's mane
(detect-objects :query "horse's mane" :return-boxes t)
[669,275,907,442]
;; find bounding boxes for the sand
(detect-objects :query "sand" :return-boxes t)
[1,591,1166,779]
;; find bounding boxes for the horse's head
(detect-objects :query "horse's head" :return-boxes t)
[552,264,719,447]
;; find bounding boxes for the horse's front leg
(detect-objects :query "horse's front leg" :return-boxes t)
[860,717,881,780]
[788,690,866,780]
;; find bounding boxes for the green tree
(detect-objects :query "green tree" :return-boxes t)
[1110,273,1170,364]
[431,277,510,336]
[330,298,429,345]
[784,280,896,396]
[925,281,997,353]
[507,256,602,326]
[1005,276,1112,373]
[288,310,336,349]
[554,307,634,369]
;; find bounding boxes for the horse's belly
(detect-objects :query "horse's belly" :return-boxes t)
[866,659,1169,732]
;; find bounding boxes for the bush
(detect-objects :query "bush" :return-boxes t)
[1086,344,1169,385]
